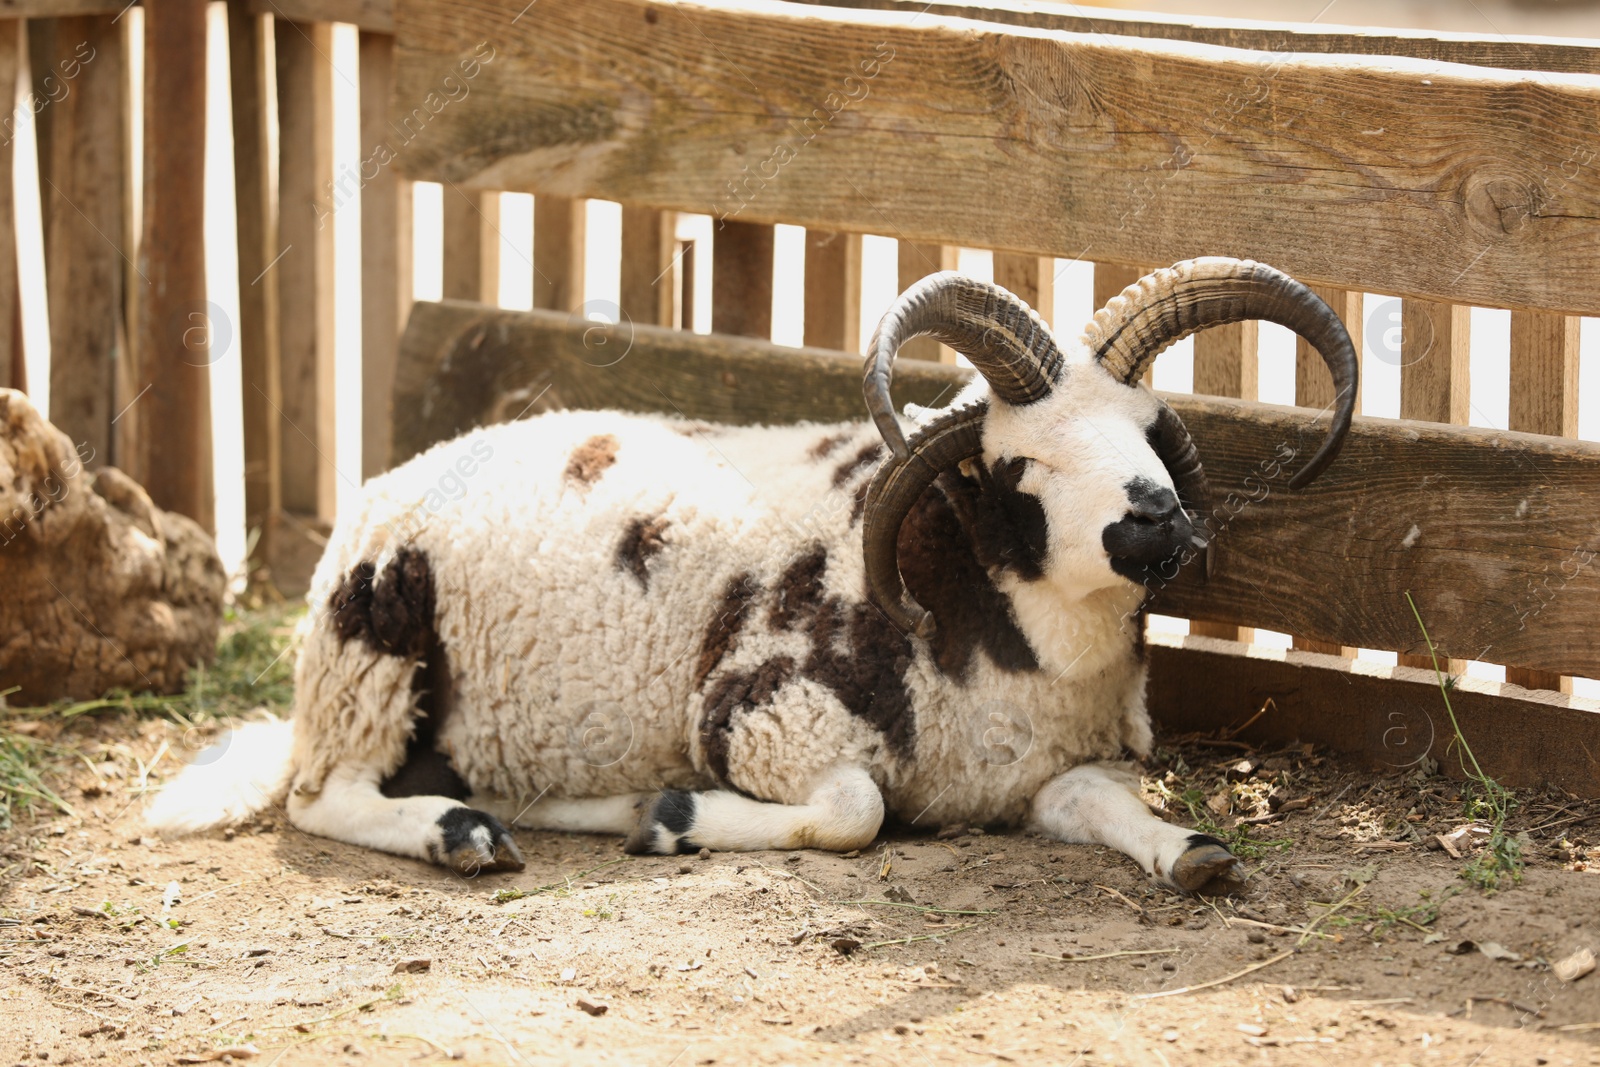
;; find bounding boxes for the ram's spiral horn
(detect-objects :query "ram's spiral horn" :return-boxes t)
[860,404,987,637]
[863,272,1062,461]
[1085,257,1359,489]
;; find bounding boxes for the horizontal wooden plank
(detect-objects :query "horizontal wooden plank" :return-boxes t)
[1148,394,1600,679]
[393,0,1600,316]
[1148,633,1600,798]
[0,1,131,16]
[392,300,969,465]
[785,0,1600,75]
[248,0,393,32]
[396,302,1600,679]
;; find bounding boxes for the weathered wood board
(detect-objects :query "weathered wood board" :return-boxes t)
[1148,634,1600,798]
[393,0,1600,315]
[395,301,1600,681]
[788,0,1600,75]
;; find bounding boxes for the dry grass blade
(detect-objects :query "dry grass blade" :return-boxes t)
[1028,947,1180,962]
[1135,949,1295,1000]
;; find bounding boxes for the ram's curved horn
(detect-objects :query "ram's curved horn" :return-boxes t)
[1148,398,1214,580]
[1085,258,1359,489]
[861,403,987,638]
[864,272,1062,461]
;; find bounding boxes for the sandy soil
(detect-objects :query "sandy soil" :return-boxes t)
[3,712,1599,1067]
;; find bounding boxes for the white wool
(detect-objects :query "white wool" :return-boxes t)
[145,717,295,834]
[282,400,1168,829]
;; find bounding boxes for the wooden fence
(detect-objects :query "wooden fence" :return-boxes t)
[4,0,1599,792]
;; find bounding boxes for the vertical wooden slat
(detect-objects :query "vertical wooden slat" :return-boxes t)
[620,206,676,328]
[1400,299,1471,424]
[1293,285,1362,657]
[533,195,585,313]
[0,24,18,393]
[275,19,336,521]
[711,219,772,339]
[993,253,1053,326]
[115,12,138,460]
[135,0,211,530]
[42,16,124,463]
[803,229,861,352]
[897,241,957,361]
[1092,261,1145,311]
[1396,298,1470,673]
[1505,311,1580,694]
[26,20,55,246]
[1189,320,1259,642]
[229,4,280,539]
[360,30,410,479]
[441,187,497,304]
[1092,261,1149,381]
[679,238,695,332]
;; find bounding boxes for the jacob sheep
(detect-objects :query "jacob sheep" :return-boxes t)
[149,258,1358,892]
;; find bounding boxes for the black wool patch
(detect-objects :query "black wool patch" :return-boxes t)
[328,547,437,659]
[894,475,1039,679]
[615,514,671,589]
[693,573,761,687]
[700,656,797,784]
[769,546,829,631]
[802,600,917,761]
[831,441,884,489]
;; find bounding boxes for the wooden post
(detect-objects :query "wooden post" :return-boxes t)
[26,20,55,245]
[135,0,212,530]
[1189,318,1258,643]
[679,238,695,332]
[620,206,676,328]
[42,16,124,464]
[1505,311,1580,694]
[441,185,498,304]
[275,19,337,521]
[1292,285,1362,657]
[0,24,18,394]
[993,253,1053,326]
[360,29,411,479]
[711,219,772,339]
[1396,298,1469,673]
[228,3,280,544]
[897,241,957,361]
[803,229,861,352]
[533,195,585,313]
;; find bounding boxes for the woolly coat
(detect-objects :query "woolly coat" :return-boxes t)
[289,409,1152,827]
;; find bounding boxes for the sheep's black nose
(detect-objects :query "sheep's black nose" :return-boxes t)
[1124,480,1181,524]
[1103,478,1196,585]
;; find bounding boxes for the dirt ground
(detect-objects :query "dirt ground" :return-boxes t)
[3,709,1599,1067]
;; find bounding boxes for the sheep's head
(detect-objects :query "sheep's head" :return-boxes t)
[860,258,1359,637]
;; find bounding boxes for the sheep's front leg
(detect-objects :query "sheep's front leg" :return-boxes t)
[624,764,883,854]
[1031,763,1240,893]
[288,765,524,876]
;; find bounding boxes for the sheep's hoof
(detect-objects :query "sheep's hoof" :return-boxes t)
[1169,834,1243,894]
[431,807,525,876]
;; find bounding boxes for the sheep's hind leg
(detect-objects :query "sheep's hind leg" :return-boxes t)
[475,794,649,835]
[289,764,525,876]
[1031,763,1241,893]
[624,765,883,854]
